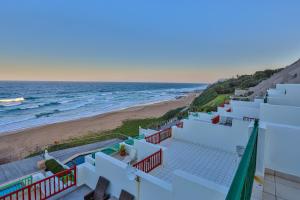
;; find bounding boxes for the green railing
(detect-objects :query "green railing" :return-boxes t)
[226,120,258,200]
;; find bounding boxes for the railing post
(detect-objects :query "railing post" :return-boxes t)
[158,131,161,143]
[28,185,31,200]
[73,166,77,185]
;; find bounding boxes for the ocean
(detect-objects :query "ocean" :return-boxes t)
[0,81,206,134]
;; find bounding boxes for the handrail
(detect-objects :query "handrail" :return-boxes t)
[211,115,220,124]
[0,166,77,200]
[225,120,259,200]
[133,149,162,173]
[145,128,172,144]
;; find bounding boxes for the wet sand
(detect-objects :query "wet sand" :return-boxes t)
[0,92,199,163]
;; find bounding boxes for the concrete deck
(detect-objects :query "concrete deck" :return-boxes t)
[49,139,121,163]
[56,185,92,200]
[150,138,238,187]
[0,139,120,185]
[262,172,300,200]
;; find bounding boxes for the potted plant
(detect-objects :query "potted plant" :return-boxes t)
[119,144,126,156]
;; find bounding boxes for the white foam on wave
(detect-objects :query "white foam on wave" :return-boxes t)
[0,97,25,107]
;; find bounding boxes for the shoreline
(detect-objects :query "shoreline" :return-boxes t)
[0,92,200,163]
[0,95,187,137]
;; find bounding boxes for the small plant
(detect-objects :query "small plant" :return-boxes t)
[119,144,126,156]
[45,159,65,174]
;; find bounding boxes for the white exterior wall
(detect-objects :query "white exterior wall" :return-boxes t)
[230,99,262,108]
[173,119,251,152]
[277,84,300,97]
[77,163,98,188]
[78,153,137,197]
[189,112,213,122]
[231,106,260,119]
[220,100,261,120]
[133,139,161,160]
[267,88,285,96]
[137,171,172,200]
[260,104,300,126]
[264,124,300,177]
[172,170,227,200]
[77,151,226,200]
[267,84,300,106]
[217,107,228,116]
[268,96,300,107]
[139,127,157,136]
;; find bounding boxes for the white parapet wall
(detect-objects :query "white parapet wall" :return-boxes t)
[188,112,214,122]
[267,84,300,106]
[137,171,172,200]
[268,96,300,107]
[230,99,263,108]
[139,127,157,137]
[77,148,229,200]
[276,84,300,97]
[260,103,300,127]
[133,139,163,160]
[267,88,285,96]
[263,124,300,177]
[172,170,227,200]
[173,119,251,153]
[78,153,137,197]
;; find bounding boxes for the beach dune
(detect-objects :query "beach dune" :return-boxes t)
[0,93,199,164]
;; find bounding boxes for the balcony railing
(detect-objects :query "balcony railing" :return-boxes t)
[211,115,220,124]
[225,120,259,200]
[133,149,162,173]
[145,128,172,144]
[0,167,77,200]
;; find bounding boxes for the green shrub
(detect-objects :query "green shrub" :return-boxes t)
[190,68,282,111]
[45,159,65,174]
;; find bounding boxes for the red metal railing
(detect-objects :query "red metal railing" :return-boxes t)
[211,115,220,124]
[145,128,172,144]
[0,167,76,200]
[133,149,162,173]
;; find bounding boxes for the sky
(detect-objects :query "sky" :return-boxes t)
[0,1,300,83]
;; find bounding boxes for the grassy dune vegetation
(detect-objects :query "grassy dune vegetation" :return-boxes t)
[190,68,282,112]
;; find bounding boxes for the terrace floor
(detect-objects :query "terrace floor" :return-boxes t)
[150,139,238,187]
[56,185,92,200]
[261,171,300,200]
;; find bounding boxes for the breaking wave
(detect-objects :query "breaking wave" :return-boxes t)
[35,109,60,118]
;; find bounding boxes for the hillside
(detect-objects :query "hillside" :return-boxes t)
[249,59,300,98]
[190,58,300,112]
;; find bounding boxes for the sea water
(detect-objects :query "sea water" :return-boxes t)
[0,81,206,134]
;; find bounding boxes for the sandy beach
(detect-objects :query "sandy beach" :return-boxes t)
[0,92,199,163]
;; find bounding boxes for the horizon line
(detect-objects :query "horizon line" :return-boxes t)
[0,80,209,85]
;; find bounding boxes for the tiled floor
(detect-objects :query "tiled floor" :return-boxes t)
[57,185,92,200]
[259,172,300,200]
[150,139,238,187]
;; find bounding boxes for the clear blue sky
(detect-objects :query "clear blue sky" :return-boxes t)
[0,0,300,82]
